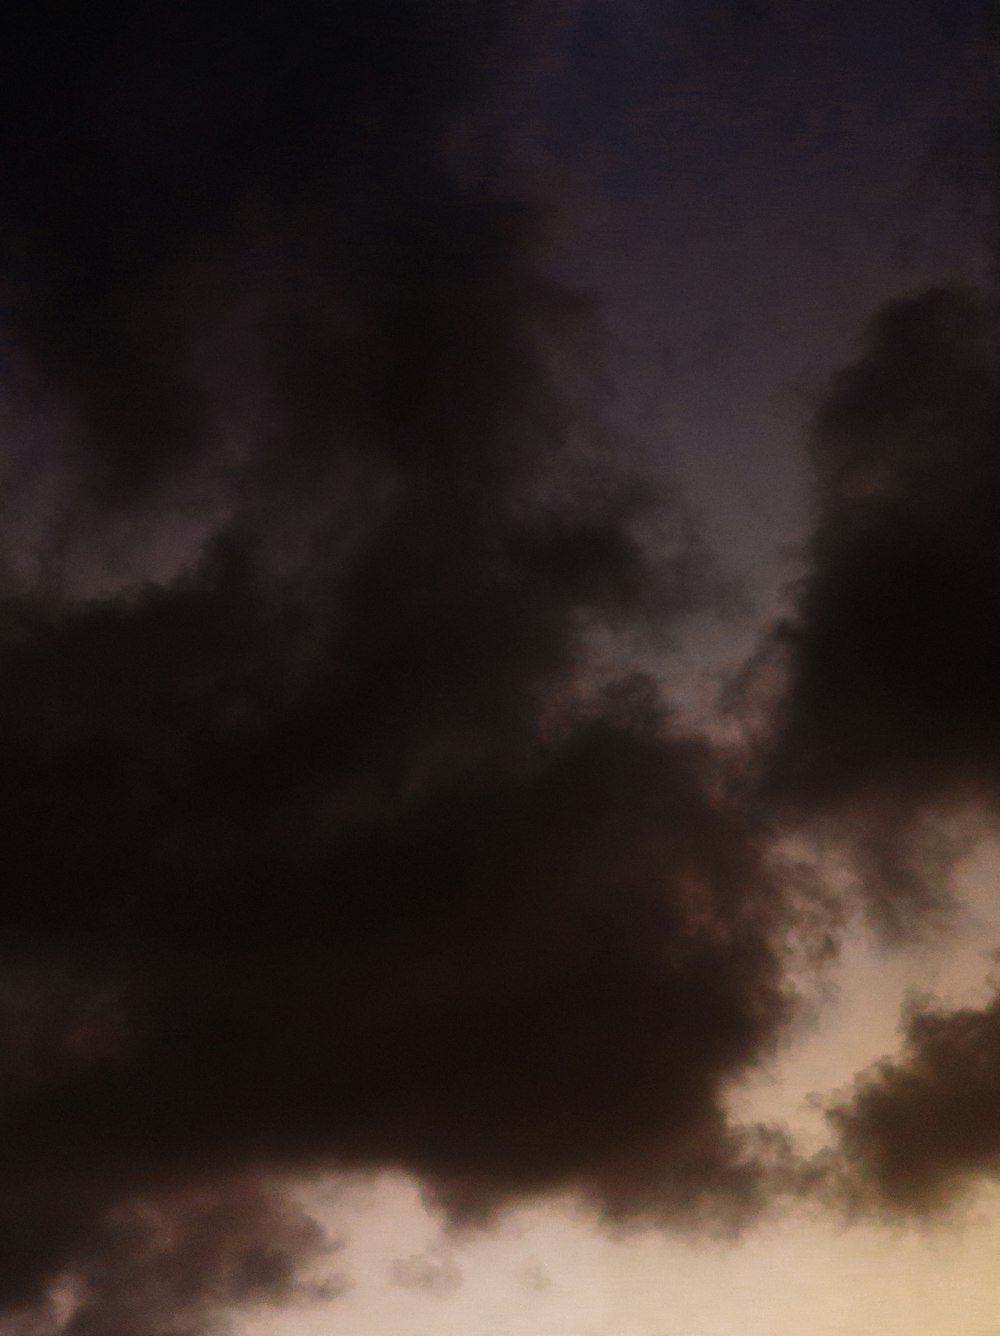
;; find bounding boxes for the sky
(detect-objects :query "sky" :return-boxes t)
[0,2,999,1334]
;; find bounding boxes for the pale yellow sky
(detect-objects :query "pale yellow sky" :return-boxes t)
[245,1176,1000,1336]
[243,840,1000,1336]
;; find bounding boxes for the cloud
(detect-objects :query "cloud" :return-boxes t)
[0,0,573,589]
[826,988,1000,1215]
[13,1182,337,1336]
[757,285,1000,929]
[389,1247,462,1297]
[0,0,822,1329]
[743,277,1000,1219]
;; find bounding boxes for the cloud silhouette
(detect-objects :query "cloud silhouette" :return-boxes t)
[759,285,1000,929]
[827,987,1000,1215]
[746,279,1000,1217]
[0,1,823,1329]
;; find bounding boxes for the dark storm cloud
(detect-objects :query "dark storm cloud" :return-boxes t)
[826,987,1000,1214]
[750,279,1000,1215]
[0,568,801,1314]
[757,285,1000,928]
[4,1181,337,1336]
[0,1,545,500]
[0,1,817,1329]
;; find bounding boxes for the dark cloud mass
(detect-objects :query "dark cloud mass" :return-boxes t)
[760,285,1000,927]
[5,0,994,1316]
[0,1,816,1329]
[828,988,1000,1215]
[757,281,1000,1209]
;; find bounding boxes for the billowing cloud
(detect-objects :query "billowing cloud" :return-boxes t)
[758,285,1000,929]
[1,1181,337,1336]
[746,277,1000,1215]
[827,987,1000,1215]
[0,1,821,1329]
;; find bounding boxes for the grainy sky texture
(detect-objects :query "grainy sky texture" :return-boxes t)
[0,2,998,1334]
